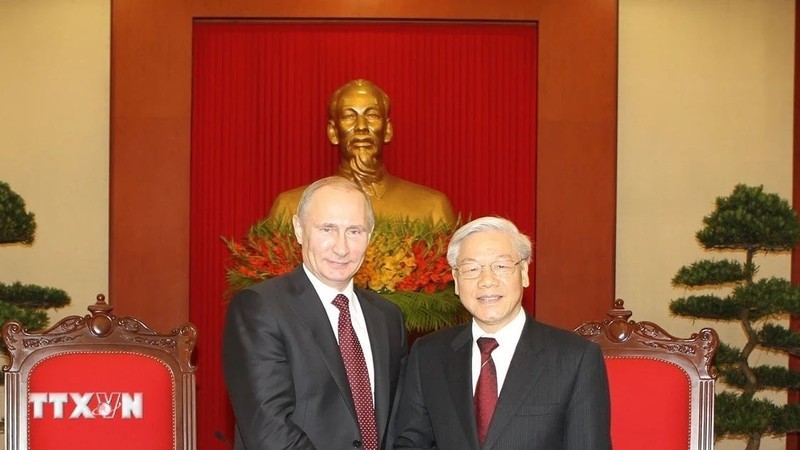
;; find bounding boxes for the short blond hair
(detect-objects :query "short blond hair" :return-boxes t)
[296,176,375,231]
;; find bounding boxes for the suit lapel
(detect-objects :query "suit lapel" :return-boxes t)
[357,288,392,440]
[482,317,544,450]
[286,268,356,419]
[446,326,481,450]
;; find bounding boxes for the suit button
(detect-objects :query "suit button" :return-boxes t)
[352,440,362,448]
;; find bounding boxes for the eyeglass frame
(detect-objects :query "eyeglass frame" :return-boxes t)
[453,259,525,280]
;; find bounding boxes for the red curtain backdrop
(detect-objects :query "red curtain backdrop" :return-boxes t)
[191,21,537,448]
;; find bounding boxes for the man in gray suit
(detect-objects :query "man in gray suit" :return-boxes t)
[224,176,407,450]
[393,217,611,449]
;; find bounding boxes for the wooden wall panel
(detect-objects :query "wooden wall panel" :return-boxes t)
[111,0,617,332]
[790,3,800,450]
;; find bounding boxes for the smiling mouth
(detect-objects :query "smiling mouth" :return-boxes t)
[477,295,501,302]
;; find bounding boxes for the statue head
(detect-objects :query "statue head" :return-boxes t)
[268,79,457,224]
[327,80,394,180]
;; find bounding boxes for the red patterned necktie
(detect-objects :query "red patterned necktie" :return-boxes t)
[333,294,378,450]
[474,337,499,446]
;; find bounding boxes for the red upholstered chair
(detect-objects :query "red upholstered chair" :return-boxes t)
[574,299,719,450]
[2,294,197,450]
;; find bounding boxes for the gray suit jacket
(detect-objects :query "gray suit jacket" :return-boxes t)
[223,266,408,449]
[393,315,611,449]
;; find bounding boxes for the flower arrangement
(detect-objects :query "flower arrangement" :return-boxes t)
[224,216,470,332]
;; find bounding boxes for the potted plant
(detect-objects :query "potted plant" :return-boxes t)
[0,181,70,349]
[225,215,470,332]
[670,184,800,449]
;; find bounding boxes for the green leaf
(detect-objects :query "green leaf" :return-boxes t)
[381,285,471,332]
[223,214,466,332]
[715,392,781,437]
[0,281,70,309]
[0,181,36,245]
[732,278,800,320]
[721,365,800,391]
[696,184,800,251]
[758,323,800,357]
[669,294,741,320]
[714,342,744,365]
[772,403,800,434]
[0,300,48,350]
[671,259,751,287]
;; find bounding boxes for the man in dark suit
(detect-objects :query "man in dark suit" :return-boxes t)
[224,176,407,450]
[393,217,611,450]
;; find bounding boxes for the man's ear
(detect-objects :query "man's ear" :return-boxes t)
[384,119,393,144]
[521,261,530,288]
[453,269,460,295]
[292,215,303,244]
[327,120,339,145]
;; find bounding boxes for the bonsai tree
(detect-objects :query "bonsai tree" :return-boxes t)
[0,181,70,347]
[670,184,800,450]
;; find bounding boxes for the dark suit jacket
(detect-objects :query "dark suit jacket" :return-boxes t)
[393,315,610,450]
[223,266,408,450]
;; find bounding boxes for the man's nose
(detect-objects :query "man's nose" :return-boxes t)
[332,231,349,256]
[477,267,499,287]
[354,114,368,130]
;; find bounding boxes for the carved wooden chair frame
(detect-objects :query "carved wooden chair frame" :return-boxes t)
[574,299,719,450]
[2,294,197,450]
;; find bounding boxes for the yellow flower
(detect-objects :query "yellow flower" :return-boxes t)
[228,215,458,294]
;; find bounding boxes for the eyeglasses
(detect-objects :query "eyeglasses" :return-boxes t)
[454,260,524,280]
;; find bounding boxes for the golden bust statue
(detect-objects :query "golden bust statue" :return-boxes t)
[268,79,456,225]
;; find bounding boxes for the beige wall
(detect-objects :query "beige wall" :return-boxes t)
[0,0,795,449]
[617,1,794,449]
[0,2,109,446]
[0,0,110,322]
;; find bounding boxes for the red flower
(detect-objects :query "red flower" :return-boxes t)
[226,216,457,295]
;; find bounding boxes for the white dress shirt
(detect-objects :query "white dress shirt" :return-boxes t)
[470,308,526,395]
[303,265,376,401]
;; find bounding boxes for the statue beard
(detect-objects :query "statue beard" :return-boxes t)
[340,147,386,196]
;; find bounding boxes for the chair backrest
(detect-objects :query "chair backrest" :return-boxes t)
[3,294,197,450]
[574,299,718,450]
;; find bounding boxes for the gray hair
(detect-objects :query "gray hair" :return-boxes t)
[296,176,375,231]
[447,216,532,267]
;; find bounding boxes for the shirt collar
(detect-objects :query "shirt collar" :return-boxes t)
[471,307,526,345]
[302,264,356,303]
